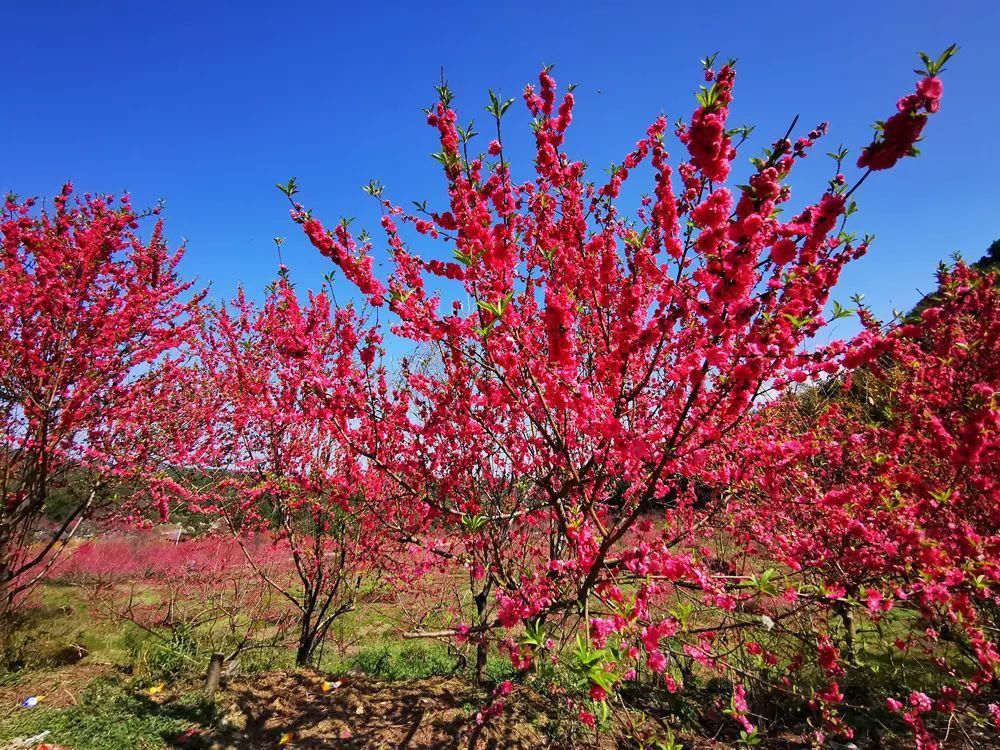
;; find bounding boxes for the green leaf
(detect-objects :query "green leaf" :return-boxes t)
[919,44,958,75]
[741,568,780,596]
[831,300,855,321]
[781,313,813,329]
[929,487,952,504]
[431,151,462,171]
[520,620,548,648]
[461,514,487,532]
[276,177,299,197]
[486,90,516,119]
[472,322,495,338]
[475,292,512,318]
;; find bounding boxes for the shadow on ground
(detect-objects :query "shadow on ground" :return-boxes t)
[208,669,549,749]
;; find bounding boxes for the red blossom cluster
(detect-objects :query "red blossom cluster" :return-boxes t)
[283,47,991,745]
[130,277,420,665]
[857,46,955,171]
[0,186,201,611]
[677,62,736,183]
[734,260,999,744]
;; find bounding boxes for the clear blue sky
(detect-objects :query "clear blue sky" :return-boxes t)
[6,1,999,332]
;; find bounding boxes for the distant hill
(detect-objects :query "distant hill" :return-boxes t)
[906,238,1000,321]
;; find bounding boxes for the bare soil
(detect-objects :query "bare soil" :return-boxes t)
[210,669,550,749]
[2,664,995,749]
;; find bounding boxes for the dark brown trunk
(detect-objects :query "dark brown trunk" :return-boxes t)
[474,588,489,684]
[296,610,317,666]
[0,537,12,617]
[296,635,316,666]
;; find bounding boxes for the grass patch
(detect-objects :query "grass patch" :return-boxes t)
[323,635,519,683]
[327,640,460,680]
[0,676,213,750]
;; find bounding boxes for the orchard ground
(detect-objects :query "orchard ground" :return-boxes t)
[0,534,994,750]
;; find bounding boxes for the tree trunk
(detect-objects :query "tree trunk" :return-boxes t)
[296,608,338,667]
[296,613,317,666]
[296,636,315,666]
[473,587,489,684]
[839,602,857,664]
[205,652,224,698]
[0,536,13,617]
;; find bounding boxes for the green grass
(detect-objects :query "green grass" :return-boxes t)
[0,677,214,750]
[10,581,513,687]
[325,639,459,680]
[10,582,133,667]
[321,637,517,683]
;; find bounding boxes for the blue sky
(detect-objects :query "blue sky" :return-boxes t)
[6,1,999,334]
